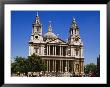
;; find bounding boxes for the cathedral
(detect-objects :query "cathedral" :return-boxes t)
[29,13,84,75]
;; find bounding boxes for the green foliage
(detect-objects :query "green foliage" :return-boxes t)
[84,63,97,74]
[11,54,46,74]
[11,56,27,73]
[27,53,46,72]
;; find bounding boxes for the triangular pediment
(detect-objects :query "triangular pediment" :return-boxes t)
[47,38,67,44]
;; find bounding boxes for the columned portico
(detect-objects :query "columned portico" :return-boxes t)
[45,59,77,73]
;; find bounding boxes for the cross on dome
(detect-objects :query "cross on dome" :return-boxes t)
[48,21,52,32]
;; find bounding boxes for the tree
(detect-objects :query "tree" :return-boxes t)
[11,56,27,74]
[84,63,97,74]
[27,53,46,72]
[11,54,46,74]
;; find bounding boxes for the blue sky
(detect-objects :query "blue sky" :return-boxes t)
[11,11,100,65]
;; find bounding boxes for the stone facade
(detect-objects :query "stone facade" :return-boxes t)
[29,13,84,75]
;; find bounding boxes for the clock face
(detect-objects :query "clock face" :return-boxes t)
[75,37,79,41]
[35,36,38,39]
[74,35,79,41]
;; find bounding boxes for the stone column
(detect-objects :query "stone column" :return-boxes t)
[62,60,63,73]
[53,45,54,55]
[66,60,67,69]
[55,60,56,72]
[31,45,34,55]
[81,47,84,58]
[60,60,61,73]
[72,61,74,73]
[47,60,48,72]
[60,46,61,56]
[81,61,84,73]
[43,45,45,56]
[49,60,50,72]
[41,45,43,56]
[71,30,72,35]
[47,45,48,55]
[65,47,67,56]
[53,60,54,72]
[39,46,41,55]
[80,61,82,73]
[49,45,50,55]
[79,61,81,74]
[62,46,63,56]
[74,63,76,73]
[55,46,56,55]
[67,60,68,72]
[77,30,79,35]
[68,60,69,72]
[71,48,72,56]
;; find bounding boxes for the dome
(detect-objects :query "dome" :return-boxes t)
[44,21,58,39]
[44,32,58,39]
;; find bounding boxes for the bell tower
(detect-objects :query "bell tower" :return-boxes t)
[68,17,84,74]
[68,17,84,58]
[32,12,42,35]
[29,12,43,42]
[29,12,44,56]
[68,17,80,44]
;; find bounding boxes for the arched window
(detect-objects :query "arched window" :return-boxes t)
[35,48,38,53]
[44,46,47,55]
[35,47,39,54]
[76,64,79,72]
[75,47,79,56]
[76,50,78,56]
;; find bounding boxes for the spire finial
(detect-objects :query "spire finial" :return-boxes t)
[72,17,77,27]
[49,20,52,24]
[35,12,40,23]
[49,21,52,27]
[73,17,75,21]
[48,21,52,32]
[73,17,76,23]
[37,12,38,16]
